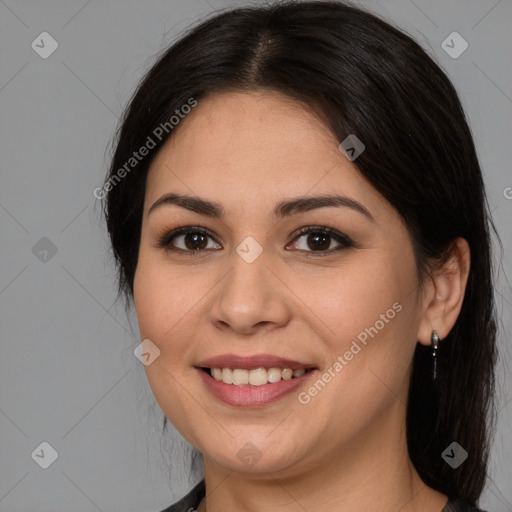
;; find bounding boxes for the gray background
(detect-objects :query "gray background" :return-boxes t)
[0,0,511,511]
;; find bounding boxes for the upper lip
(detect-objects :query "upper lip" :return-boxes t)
[196,354,316,370]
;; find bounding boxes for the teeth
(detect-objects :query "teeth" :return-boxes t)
[221,368,233,384]
[267,368,282,383]
[281,368,293,380]
[208,367,309,385]
[248,367,267,386]
[232,369,249,385]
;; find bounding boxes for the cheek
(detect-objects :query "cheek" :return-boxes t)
[301,251,417,399]
[133,254,184,373]
[133,255,204,439]
[133,260,165,341]
[298,288,415,441]
[294,255,407,347]
[134,249,184,337]
[133,251,211,369]
[336,262,417,378]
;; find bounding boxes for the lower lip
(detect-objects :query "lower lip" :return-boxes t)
[197,368,316,407]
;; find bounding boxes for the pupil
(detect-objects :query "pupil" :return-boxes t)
[308,234,329,250]
[185,233,207,250]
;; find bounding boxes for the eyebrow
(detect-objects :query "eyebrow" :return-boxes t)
[148,192,374,222]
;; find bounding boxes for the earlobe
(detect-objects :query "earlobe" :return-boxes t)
[416,237,471,346]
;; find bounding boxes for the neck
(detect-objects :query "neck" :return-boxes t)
[198,401,448,512]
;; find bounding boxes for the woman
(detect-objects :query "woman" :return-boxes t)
[102,1,499,511]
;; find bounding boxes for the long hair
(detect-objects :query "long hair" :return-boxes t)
[103,1,498,504]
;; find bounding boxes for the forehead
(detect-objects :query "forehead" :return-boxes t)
[152,90,337,170]
[144,91,391,222]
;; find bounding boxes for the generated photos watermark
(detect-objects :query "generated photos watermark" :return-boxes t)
[298,301,403,404]
[93,97,198,200]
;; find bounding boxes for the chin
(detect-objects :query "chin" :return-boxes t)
[201,435,310,476]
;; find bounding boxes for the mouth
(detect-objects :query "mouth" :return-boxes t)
[195,354,318,407]
[200,366,315,386]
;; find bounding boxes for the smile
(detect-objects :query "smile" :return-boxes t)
[208,367,307,385]
[195,354,318,407]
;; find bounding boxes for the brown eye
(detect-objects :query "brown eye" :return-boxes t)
[157,225,353,257]
[158,227,221,253]
[182,232,208,250]
[287,226,353,254]
[304,232,331,251]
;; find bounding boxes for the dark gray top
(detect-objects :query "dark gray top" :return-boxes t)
[159,479,490,512]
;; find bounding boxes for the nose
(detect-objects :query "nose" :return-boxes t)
[208,251,292,336]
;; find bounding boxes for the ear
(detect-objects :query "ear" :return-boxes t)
[416,237,471,346]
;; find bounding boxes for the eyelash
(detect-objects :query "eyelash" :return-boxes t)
[156,225,354,258]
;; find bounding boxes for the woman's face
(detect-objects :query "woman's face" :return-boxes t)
[133,90,429,476]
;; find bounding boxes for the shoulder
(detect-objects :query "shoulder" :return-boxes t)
[443,498,490,512]
[157,479,205,512]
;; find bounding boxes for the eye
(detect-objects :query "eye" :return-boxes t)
[157,226,221,254]
[286,226,353,256]
[156,225,353,256]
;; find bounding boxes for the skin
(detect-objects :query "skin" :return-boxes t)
[133,90,470,512]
